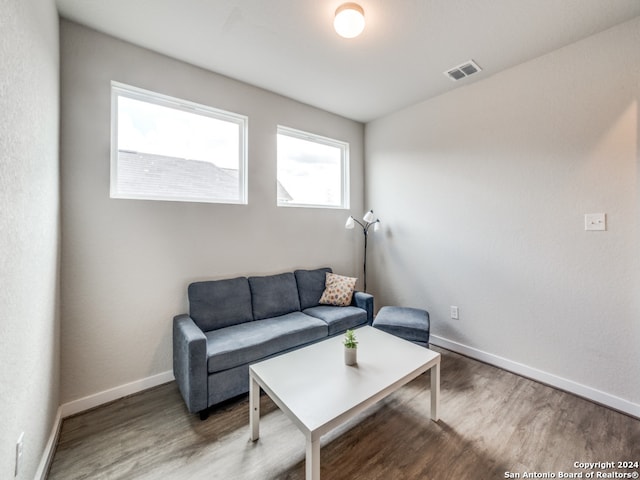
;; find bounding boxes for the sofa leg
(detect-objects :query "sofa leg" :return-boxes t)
[199,409,209,421]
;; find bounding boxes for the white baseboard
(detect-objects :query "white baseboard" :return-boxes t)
[34,406,62,480]
[60,370,175,418]
[36,371,174,479]
[430,335,639,419]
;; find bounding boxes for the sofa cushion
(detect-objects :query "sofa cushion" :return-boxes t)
[204,312,328,373]
[319,272,357,307]
[295,267,332,310]
[249,272,301,320]
[188,277,253,332]
[303,305,368,336]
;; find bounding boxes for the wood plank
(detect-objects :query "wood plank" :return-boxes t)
[47,348,640,479]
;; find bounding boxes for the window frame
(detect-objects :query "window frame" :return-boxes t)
[110,81,248,204]
[276,125,350,209]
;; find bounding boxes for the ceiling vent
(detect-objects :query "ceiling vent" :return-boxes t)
[444,60,482,81]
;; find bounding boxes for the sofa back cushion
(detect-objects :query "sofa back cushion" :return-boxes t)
[294,267,332,310]
[188,277,253,331]
[249,272,301,320]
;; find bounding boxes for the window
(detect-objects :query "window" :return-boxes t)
[111,82,248,204]
[277,126,349,208]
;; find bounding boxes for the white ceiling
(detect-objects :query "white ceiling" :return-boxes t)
[55,0,640,123]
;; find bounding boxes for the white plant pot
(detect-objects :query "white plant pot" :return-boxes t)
[344,346,357,366]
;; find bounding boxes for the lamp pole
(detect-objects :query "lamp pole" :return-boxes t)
[345,210,380,292]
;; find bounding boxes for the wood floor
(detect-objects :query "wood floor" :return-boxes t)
[47,348,640,480]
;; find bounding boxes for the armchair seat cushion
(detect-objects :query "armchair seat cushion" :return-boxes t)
[205,312,328,373]
[303,306,368,336]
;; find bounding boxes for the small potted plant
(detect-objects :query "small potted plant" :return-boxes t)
[343,329,358,366]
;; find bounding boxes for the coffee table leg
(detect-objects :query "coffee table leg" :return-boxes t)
[305,436,320,480]
[250,375,260,441]
[430,361,440,421]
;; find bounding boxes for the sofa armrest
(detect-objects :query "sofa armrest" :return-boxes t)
[352,291,374,325]
[173,314,208,414]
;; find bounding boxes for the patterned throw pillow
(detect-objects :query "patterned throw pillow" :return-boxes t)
[319,272,357,307]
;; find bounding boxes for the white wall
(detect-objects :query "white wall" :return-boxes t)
[59,20,364,406]
[0,0,60,478]
[366,17,640,415]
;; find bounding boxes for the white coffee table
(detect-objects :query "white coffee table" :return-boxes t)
[249,326,441,480]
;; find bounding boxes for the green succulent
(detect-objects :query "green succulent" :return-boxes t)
[343,329,358,349]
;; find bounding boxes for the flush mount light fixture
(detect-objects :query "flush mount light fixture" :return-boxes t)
[334,3,365,38]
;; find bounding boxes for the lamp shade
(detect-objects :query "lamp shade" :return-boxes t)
[334,3,365,38]
[373,221,381,232]
[363,210,375,223]
[345,216,355,229]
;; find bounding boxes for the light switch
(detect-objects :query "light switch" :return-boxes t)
[584,213,606,231]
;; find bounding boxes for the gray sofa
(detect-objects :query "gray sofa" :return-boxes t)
[173,267,374,418]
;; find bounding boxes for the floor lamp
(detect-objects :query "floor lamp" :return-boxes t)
[345,209,380,292]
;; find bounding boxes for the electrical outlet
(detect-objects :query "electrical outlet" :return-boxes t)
[584,213,606,231]
[450,306,459,320]
[15,432,24,477]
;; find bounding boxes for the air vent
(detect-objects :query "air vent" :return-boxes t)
[444,60,482,81]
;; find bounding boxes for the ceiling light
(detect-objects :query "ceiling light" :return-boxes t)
[334,3,365,39]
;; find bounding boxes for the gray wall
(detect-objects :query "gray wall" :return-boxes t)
[366,17,640,413]
[0,0,60,478]
[59,20,364,405]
